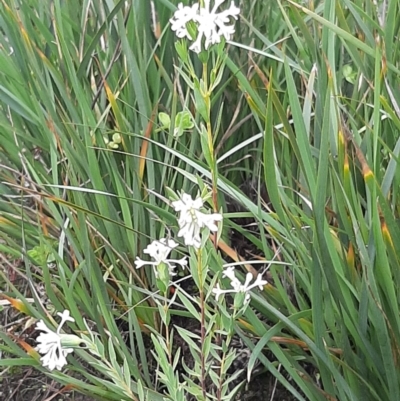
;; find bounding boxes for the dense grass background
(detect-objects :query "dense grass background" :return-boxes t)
[1,0,400,400]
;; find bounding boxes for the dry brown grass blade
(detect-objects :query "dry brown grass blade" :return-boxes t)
[139,105,158,181]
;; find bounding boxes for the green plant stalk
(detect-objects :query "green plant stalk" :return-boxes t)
[196,248,207,400]
[207,119,219,214]
[216,348,228,401]
[164,297,172,366]
[202,62,219,244]
[202,60,222,400]
[216,308,236,401]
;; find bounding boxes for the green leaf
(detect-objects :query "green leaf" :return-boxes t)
[159,112,171,129]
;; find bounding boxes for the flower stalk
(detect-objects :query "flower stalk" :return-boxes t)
[196,248,208,400]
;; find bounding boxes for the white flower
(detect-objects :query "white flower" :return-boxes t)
[212,267,267,302]
[172,193,222,248]
[170,3,199,39]
[35,310,75,371]
[170,0,240,53]
[134,238,187,276]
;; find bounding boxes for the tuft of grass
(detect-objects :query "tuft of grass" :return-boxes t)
[0,0,400,400]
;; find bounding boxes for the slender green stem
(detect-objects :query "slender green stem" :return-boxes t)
[197,248,207,399]
[201,60,224,400]
[202,62,219,249]
[216,309,236,401]
[163,297,172,365]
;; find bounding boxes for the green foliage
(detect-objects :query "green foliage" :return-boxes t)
[1,0,400,400]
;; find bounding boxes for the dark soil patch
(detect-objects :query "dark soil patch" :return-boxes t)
[0,369,96,401]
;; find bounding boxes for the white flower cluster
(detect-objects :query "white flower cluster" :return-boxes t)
[212,266,267,303]
[35,310,75,371]
[135,238,188,276]
[172,193,222,248]
[135,193,221,279]
[170,0,240,53]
